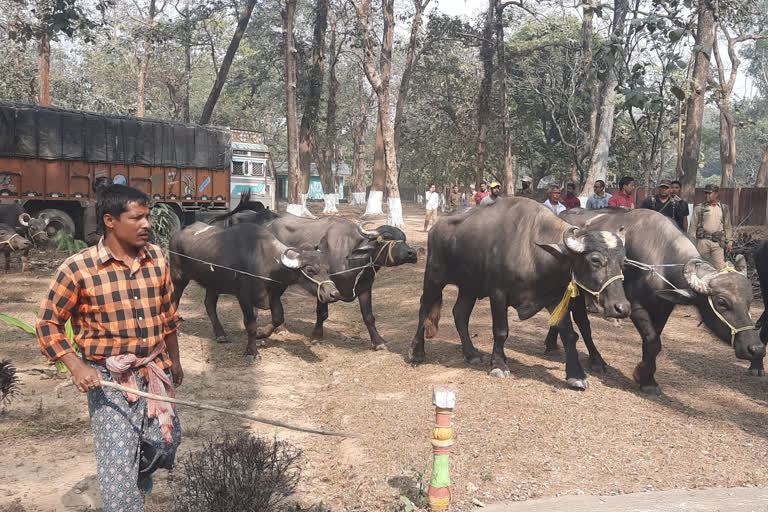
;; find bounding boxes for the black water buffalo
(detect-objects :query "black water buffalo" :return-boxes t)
[169,222,341,361]
[548,207,764,394]
[225,213,419,349]
[0,223,32,272]
[752,240,768,353]
[409,197,630,389]
[0,205,49,272]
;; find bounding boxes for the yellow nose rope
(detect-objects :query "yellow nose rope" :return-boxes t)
[300,269,335,301]
[373,236,403,265]
[548,273,625,326]
[707,263,756,346]
[0,233,20,249]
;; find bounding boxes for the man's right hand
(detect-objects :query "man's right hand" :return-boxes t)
[59,353,102,393]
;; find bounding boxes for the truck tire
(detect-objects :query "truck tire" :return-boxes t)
[38,209,76,238]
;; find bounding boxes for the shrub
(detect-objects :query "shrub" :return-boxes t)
[54,232,87,255]
[0,359,21,404]
[172,432,302,512]
[150,203,180,251]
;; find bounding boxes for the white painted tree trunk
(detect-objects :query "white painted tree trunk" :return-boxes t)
[350,191,366,205]
[387,197,404,227]
[365,190,384,215]
[287,194,315,217]
[323,193,339,213]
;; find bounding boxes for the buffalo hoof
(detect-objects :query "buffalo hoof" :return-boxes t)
[310,339,324,346]
[373,343,389,351]
[589,359,608,374]
[489,368,510,378]
[544,344,560,354]
[640,384,662,396]
[464,352,488,366]
[215,335,231,344]
[566,377,589,390]
[748,368,765,377]
[246,354,261,363]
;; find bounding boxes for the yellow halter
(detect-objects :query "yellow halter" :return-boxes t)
[373,236,403,266]
[0,233,21,249]
[548,273,625,326]
[707,263,756,346]
[300,269,336,302]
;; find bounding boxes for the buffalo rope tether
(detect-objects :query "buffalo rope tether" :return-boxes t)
[548,273,625,326]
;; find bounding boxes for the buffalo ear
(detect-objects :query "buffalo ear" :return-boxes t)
[656,288,697,304]
[537,243,570,261]
[350,239,377,259]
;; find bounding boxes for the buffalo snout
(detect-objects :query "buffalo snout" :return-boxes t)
[319,282,342,303]
[613,301,629,317]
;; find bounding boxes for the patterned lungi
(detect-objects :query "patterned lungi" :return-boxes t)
[86,362,182,512]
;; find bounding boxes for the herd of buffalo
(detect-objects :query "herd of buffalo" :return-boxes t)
[3,192,768,395]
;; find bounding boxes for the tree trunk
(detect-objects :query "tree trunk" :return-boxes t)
[576,0,600,196]
[38,33,51,106]
[282,0,303,215]
[680,0,715,201]
[299,0,329,213]
[199,0,257,125]
[496,0,515,196]
[183,0,191,123]
[365,116,386,215]
[755,149,768,187]
[675,53,695,179]
[475,0,495,186]
[317,19,339,214]
[583,0,627,191]
[719,111,736,187]
[351,77,370,205]
[136,0,157,118]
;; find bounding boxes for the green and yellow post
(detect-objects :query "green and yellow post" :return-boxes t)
[428,384,457,511]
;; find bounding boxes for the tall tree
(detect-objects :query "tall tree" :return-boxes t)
[350,72,372,205]
[199,0,257,124]
[581,0,628,192]
[475,0,495,186]
[282,0,302,214]
[680,0,716,200]
[577,0,601,195]
[135,0,162,117]
[352,0,404,226]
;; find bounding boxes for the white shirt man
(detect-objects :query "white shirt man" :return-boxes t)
[424,185,439,231]
[543,186,566,215]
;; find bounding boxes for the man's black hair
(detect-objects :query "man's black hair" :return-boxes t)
[594,179,605,187]
[566,183,575,188]
[97,184,150,231]
[93,176,112,194]
[670,179,681,186]
[480,181,487,186]
[619,176,635,190]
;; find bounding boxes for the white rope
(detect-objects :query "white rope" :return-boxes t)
[624,258,684,290]
[166,249,284,284]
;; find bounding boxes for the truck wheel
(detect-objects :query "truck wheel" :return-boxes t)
[38,209,76,238]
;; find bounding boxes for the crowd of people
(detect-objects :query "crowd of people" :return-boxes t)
[423,176,732,269]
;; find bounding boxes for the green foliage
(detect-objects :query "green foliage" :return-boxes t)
[397,468,429,511]
[149,203,179,251]
[0,359,21,404]
[54,232,87,255]
[0,313,79,374]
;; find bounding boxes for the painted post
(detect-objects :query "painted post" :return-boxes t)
[428,384,457,511]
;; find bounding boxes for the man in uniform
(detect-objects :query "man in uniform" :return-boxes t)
[689,184,733,270]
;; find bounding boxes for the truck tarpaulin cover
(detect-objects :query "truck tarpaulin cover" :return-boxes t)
[0,102,232,170]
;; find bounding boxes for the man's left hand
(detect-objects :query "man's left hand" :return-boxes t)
[170,362,184,387]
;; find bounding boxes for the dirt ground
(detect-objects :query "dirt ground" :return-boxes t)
[1,203,768,512]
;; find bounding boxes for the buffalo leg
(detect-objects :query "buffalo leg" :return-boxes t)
[544,326,560,353]
[557,313,589,389]
[4,251,9,273]
[255,290,285,339]
[409,280,445,364]
[748,358,765,377]
[170,273,190,309]
[310,300,328,344]
[357,289,387,350]
[452,290,485,365]
[488,292,511,378]
[239,295,262,362]
[571,296,607,373]
[204,290,230,344]
[631,303,673,395]
[21,248,29,273]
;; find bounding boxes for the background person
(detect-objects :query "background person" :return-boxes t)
[475,181,490,204]
[561,183,581,209]
[689,184,733,270]
[36,184,183,511]
[448,185,463,212]
[479,182,501,205]
[424,184,440,231]
[586,180,612,209]
[468,184,477,206]
[640,179,686,229]
[669,179,689,231]
[543,186,566,215]
[608,176,636,209]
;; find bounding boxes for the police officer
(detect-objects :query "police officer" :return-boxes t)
[689,184,733,270]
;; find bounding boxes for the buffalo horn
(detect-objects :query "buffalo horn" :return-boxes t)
[280,247,302,269]
[733,254,748,277]
[683,258,716,295]
[358,221,380,239]
[563,226,585,254]
[582,213,606,229]
[18,213,30,227]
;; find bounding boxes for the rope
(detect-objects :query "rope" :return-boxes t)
[548,272,624,326]
[166,249,283,284]
[623,258,683,289]
[706,263,757,346]
[0,233,21,249]
[300,269,335,301]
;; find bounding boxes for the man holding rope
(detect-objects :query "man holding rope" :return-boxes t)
[36,184,182,511]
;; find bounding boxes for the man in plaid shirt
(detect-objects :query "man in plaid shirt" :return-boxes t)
[36,184,182,511]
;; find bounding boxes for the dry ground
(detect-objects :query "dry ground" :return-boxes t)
[1,203,768,512]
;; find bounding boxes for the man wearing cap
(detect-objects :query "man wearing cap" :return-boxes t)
[520,176,533,196]
[561,183,581,209]
[640,179,686,229]
[479,182,501,205]
[689,184,733,270]
[543,186,566,215]
[585,180,612,209]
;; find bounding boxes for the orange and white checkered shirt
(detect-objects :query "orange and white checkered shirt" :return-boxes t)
[36,239,180,371]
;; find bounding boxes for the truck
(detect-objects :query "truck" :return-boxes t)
[0,102,275,238]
